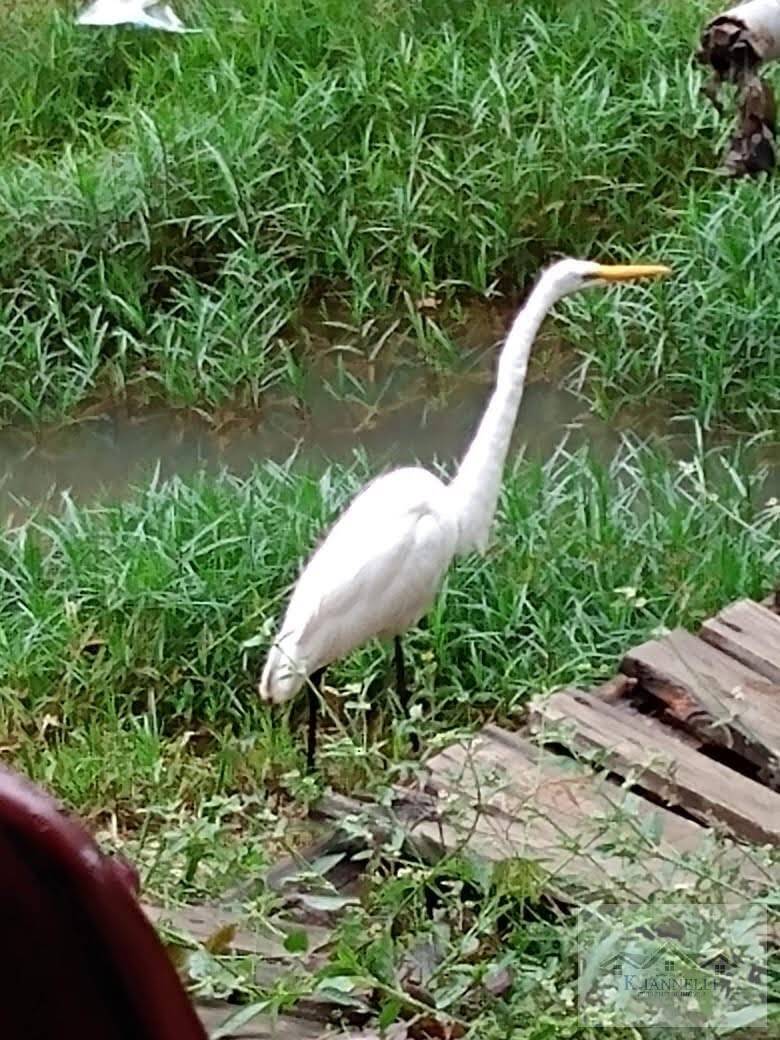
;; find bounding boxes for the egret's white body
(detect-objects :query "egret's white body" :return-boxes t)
[76,0,197,33]
[259,259,670,720]
[262,468,457,703]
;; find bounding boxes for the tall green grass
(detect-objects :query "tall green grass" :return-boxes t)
[2,441,776,815]
[0,0,776,430]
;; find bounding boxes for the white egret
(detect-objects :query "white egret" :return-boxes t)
[259,258,670,770]
[75,0,198,33]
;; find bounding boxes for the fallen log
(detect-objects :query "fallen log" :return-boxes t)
[696,3,780,175]
[697,1,780,96]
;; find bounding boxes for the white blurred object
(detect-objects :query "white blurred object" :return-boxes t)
[715,2,780,61]
[699,1,780,72]
[75,0,199,33]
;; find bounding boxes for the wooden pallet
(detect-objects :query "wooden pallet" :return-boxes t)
[149,596,780,1037]
[539,598,780,836]
[427,598,780,880]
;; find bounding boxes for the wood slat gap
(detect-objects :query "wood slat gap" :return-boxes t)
[533,688,780,846]
[620,627,780,790]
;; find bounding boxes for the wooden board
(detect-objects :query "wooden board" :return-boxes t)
[535,688,780,845]
[419,725,771,898]
[143,903,331,960]
[197,1003,329,1039]
[144,903,338,1002]
[700,598,780,683]
[198,1005,395,1040]
[621,628,780,785]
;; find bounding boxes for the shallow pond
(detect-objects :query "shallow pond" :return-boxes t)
[1,338,777,521]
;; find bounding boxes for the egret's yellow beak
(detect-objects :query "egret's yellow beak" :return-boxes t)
[594,263,671,282]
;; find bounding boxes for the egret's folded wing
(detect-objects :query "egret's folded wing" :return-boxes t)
[285,471,454,662]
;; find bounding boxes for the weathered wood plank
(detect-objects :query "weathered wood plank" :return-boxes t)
[198,1004,400,1040]
[148,904,365,1030]
[143,903,331,960]
[197,1003,328,1039]
[621,628,780,786]
[419,725,771,898]
[700,599,780,683]
[535,688,780,845]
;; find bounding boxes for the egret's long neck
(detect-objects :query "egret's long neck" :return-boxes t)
[447,277,560,553]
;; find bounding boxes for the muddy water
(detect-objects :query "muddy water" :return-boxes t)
[1,354,777,521]
[0,368,619,519]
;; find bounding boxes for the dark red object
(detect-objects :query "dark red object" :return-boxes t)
[0,765,207,1040]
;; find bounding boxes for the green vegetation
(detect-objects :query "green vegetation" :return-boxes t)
[3,443,777,1033]
[3,442,775,819]
[0,0,777,429]
[2,1,779,1034]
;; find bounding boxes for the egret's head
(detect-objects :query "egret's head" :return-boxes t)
[542,258,671,301]
[258,637,307,705]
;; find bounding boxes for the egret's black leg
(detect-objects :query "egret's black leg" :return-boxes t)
[394,636,408,710]
[307,668,324,774]
[362,668,387,737]
[394,636,419,753]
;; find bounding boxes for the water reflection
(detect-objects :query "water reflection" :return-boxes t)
[1,356,777,520]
